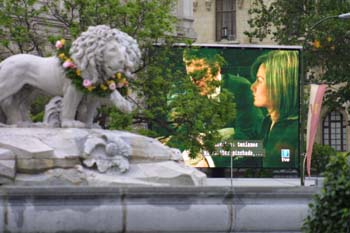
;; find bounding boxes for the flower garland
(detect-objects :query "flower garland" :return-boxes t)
[55,39,129,97]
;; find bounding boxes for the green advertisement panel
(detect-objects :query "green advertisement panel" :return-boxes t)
[158,44,302,170]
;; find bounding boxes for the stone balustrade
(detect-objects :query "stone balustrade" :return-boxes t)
[0,185,318,233]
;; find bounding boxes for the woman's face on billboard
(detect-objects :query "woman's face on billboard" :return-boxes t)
[251,64,272,109]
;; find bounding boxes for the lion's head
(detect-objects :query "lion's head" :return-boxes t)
[70,25,141,85]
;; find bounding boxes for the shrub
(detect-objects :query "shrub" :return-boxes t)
[311,143,336,175]
[303,152,350,233]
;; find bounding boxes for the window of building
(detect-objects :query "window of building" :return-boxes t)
[215,0,236,41]
[322,111,347,151]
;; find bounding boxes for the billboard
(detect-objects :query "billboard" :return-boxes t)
[158,44,302,170]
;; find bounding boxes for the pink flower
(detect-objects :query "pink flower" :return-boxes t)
[117,81,128,88]
[63,60,76,69]
[83,79,92,87]
[55,40,63,49]
[109,82,116,90]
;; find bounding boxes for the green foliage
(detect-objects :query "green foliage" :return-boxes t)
[31,111,44,122]
[246,0,350,108]
[0,0,48,56]
[30,95,51,122]
[101,106,134,131]
[0,0,176,55]
[45,0,176,42]
[303,152,350,233]
[311,143,336,175]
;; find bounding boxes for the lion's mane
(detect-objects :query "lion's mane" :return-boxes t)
[70,25,141,84]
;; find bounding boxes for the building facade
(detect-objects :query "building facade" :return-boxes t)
[192,0,274,44]
[318,101,350,152]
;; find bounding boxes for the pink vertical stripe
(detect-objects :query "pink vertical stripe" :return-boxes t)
[306,84,327,176]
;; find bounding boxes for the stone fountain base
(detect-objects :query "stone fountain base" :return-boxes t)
[0,127,206,186]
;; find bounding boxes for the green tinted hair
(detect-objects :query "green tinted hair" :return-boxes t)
[252,50,299,120]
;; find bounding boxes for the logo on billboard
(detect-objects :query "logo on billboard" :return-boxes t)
[281,149,290,162]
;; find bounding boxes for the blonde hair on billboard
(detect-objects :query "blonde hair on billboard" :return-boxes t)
[252,50,299,120]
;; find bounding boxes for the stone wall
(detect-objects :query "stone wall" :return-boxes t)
[0,185,318,232]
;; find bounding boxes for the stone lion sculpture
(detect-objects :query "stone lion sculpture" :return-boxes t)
[0,25,141,127]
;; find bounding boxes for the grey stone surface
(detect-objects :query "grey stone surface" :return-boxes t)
[16,158,80,173]
[0,176,13,184]
[3,128,82,163]
[15,163,207,186]
[0,197,3,232]
[119,132,182,161]
[0,148,15,159]
[15,168,88,186]
[0,186,319,233]
[0,127,205,186]
[85,169,164,186]
[4,190,123,233]
[234,204,309,232]
[126,202,231,232]
[0,135,53,158]
[38,128,87,158]
[132,161,206,186]
[0,160,15,179]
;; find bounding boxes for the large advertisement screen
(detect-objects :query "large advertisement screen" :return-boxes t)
[157,45,302,170]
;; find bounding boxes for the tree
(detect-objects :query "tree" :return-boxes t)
[245,0,350,109]
[44,0,176,46]
[0,0,48,56]
[0,0,235,158]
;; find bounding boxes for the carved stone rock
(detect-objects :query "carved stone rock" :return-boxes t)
[0,127,206,186]
[0,148,16,183]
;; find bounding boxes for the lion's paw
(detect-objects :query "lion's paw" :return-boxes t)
[61,120,87,128]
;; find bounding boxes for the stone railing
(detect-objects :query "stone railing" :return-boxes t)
[0,185,319,232]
